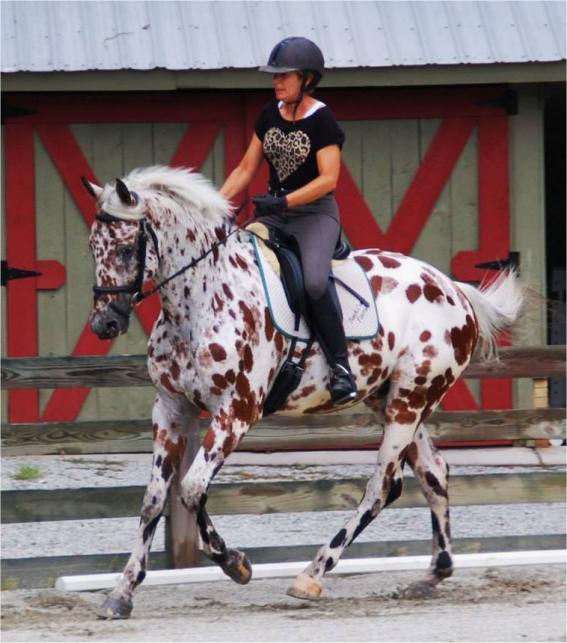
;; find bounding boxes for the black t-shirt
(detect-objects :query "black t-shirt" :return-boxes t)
[254,101,345,194]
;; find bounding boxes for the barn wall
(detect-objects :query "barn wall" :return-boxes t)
[509,86,547,407]
[1,85,545,421]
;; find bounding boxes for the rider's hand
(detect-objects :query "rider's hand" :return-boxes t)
[252,194,288,217]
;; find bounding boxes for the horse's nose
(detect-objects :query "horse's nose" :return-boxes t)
[90,311,126,339]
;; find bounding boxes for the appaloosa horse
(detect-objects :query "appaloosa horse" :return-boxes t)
[85,166,523,619]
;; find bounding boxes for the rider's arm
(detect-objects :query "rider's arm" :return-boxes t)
[285,144,341,209]
[220,134,264,200]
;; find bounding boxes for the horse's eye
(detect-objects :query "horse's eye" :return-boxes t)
[117,245,136,261]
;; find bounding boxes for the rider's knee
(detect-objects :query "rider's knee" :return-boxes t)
[305,277,328,301]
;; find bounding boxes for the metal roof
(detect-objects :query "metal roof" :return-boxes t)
[2,1,565,73]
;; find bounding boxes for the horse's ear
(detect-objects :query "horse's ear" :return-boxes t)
[81,176,103,199]
[115,178,135,206]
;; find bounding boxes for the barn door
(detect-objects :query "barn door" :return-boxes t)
[3,87,512,423]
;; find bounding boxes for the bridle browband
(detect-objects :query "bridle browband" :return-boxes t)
[92,202,250,311]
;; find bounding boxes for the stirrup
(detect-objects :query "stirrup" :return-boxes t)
[330,364,357,405]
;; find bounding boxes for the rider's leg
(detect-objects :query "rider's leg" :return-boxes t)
[308,286,357,403]
[289,198,357,404]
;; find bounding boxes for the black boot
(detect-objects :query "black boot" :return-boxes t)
[309,287,357,405]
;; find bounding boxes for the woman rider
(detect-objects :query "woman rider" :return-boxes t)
[220,36,357,405]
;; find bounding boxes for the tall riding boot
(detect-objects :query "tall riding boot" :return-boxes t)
[309,287,357,405]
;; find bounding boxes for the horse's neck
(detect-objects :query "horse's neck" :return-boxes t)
[154,219,243,325]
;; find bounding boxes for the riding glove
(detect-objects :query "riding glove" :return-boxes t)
[252,194,288,216]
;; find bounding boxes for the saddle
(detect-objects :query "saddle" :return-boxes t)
[246,222,379,415]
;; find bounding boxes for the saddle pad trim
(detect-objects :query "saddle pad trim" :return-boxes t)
[250,233,380,342]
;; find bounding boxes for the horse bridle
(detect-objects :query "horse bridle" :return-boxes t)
[92,202,250,315]
[92,212,160,317]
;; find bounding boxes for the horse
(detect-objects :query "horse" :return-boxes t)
[84,165,523,619]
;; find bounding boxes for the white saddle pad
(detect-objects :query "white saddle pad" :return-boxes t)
[248,226,379,343]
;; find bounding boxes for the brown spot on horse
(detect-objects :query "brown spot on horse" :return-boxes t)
[424,284,444,303]
[354,255,373,271]
[378,255,401,269]
[239,301,256,333]
[388,332,395,351]
[406,284,422,303]
[264,307,275,341]
[450,315,478,365]
[209,343,227,362]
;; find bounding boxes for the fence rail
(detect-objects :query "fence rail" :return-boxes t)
[2,346,566,389]
[2,472,565,524]
[2,409,565,456]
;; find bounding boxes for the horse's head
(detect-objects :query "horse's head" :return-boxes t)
[84,176,159,340]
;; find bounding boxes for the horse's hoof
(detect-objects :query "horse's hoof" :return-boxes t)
[286,573,322,601]
[97,595,133,620]
[222,549,252,585]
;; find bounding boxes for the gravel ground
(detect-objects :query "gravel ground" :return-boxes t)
[1,565,565,642]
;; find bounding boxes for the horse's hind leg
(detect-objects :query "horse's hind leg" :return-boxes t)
[403,426,453,595]
[287,412,416,601]
[99,393,195,619]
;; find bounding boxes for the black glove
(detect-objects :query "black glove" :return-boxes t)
[252,194,288,217]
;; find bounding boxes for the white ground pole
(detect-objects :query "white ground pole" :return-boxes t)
[56,549,566,593]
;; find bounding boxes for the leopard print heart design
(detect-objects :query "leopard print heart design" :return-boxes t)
[263,127,311,182]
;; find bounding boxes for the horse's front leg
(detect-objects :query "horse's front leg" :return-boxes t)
[99,392,197,620]
[180,414,253,585]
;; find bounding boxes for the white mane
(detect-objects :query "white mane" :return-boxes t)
[123,165,231,227]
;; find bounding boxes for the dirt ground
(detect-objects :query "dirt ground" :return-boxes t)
[1,564,565,642]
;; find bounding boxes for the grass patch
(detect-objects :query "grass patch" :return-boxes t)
[12,464,42,481]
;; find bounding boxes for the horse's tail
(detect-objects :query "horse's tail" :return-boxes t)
[456,270,524,361]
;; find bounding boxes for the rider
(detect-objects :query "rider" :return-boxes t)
[220,36,357,405]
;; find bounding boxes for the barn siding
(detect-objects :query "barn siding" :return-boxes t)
[510,87,546,408]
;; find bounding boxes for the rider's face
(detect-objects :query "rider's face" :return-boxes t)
[272,71,303,103]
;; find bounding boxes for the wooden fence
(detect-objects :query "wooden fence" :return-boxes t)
[1,345,566,590]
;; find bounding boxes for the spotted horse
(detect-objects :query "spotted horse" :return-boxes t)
[85,165,523,619]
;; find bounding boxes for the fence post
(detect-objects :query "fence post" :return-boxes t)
[165,408,201,568]
[532,378,551,448]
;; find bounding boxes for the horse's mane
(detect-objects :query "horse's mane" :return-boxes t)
[124,165,231,226]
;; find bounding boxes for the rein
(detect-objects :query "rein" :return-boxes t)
[93,202,251,307]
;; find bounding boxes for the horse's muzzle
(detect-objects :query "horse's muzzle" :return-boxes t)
[90,302,130,339]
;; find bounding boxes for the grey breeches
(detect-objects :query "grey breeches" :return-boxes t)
[259,194,340,301]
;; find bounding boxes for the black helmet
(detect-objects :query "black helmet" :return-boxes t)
[259,37,324,86]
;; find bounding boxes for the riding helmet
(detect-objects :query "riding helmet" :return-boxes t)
[259,37,324,86]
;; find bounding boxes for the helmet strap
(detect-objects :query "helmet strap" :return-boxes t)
[290,75,309,123]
